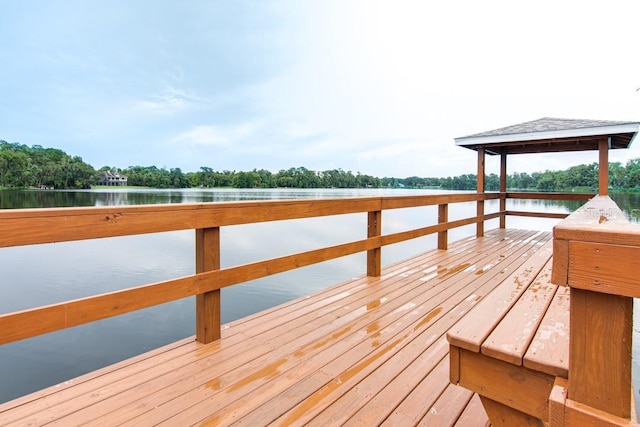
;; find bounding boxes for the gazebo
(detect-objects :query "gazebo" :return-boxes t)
[454,117,640,235]
[450,117,640,425]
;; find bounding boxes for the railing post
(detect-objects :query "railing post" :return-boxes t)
[438,203,448,250]
[195,227,221,343]
[367,210,382,277]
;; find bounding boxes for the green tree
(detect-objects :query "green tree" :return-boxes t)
[169,168,187,188]
[536,172,557,191]
[609,162,626,188]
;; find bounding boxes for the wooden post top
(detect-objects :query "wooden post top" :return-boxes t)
[553,196,636,244]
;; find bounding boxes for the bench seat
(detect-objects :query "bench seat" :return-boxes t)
[447,240,569,425]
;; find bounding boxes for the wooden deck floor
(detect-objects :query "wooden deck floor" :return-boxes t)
[0,228,553,426]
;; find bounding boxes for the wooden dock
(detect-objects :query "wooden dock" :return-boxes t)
[0,228,551,426]
[3,118,640,425]
[3,188,639,426]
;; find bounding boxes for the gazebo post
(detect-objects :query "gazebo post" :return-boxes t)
[499,153,507,229]
[599,137,609,196]
[477,147,485,237]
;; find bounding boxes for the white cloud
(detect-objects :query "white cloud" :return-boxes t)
[174,125,230,147]
[130,85,204,116]
[134,97,184,115]
[357,140,425,162]
[173,123,257,148]
[2,1,640,177]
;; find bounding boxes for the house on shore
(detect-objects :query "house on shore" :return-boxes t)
[97,171,128,186]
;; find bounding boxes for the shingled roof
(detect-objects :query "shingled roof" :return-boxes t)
[455,117,640,155]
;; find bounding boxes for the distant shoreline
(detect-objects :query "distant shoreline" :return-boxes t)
[3,186,640,194]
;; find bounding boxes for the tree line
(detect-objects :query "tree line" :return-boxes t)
[0,141,94,189]
[96,165,382,189]
[101,162,640,192]
[401,162,639,192]
[3,140,640,192]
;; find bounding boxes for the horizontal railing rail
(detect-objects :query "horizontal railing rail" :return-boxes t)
[506,192,594,201]
[0,193,500,247]
[503,191,593,220]
[0,191,583,347]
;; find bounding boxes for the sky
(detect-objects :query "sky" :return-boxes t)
[1,0,639,179]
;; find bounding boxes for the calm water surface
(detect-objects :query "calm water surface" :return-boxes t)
[1,188,639,405]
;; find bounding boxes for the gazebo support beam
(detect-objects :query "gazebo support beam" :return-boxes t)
[500,153,507,229]
[599,138,609,196]
[477,147,485,237]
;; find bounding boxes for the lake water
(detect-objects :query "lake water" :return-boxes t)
[1,188,640,405]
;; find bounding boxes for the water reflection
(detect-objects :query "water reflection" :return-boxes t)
[0,189,98,208]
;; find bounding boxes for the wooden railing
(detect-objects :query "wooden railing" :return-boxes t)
[0,191,587,349]
[551,195,639,425]
[0,193,500,346]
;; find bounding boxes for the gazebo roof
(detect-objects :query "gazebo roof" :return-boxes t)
[455,117,640,155]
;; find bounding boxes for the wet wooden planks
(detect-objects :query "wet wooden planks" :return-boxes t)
[0,228,551,426]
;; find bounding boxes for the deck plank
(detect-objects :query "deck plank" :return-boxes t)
[481,260,557,365]
[418,383,474,426]
[0,229,553,427]
[114,230,535,426]
[523,284,570,378]
[339,338,450,427]
[455,393,491,426]
[3,249,454,425]
[379,355,451,426]
[70,230,518,426]
[303,235,548,426]
[220,232,544,427]
[446,239,553,353]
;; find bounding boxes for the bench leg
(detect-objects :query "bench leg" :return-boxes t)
[479,396,544,427]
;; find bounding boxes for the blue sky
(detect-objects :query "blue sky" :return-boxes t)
[1,1,639,178]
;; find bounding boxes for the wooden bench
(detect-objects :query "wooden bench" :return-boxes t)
[447,240,570,425]
[449,196,640,427]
